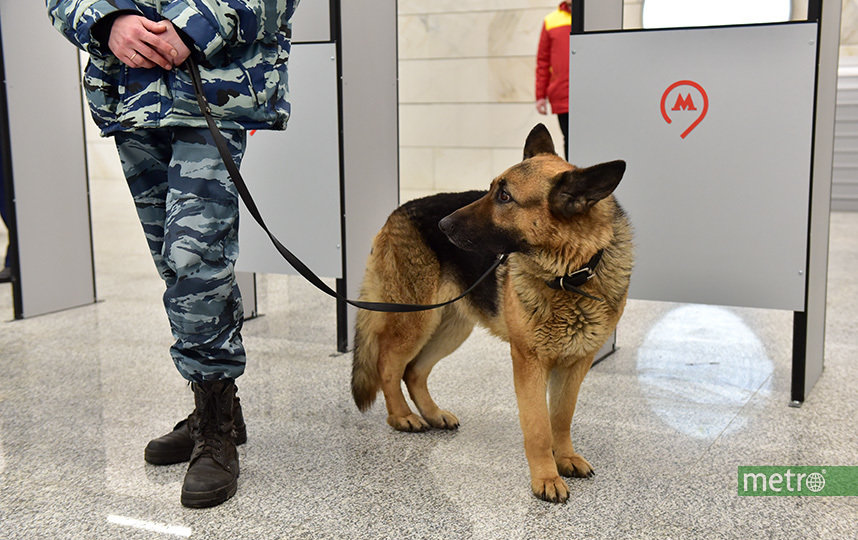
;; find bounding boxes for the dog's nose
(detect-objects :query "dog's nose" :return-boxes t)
[438,215,455,237]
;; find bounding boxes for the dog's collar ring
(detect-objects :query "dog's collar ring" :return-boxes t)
[558,268,595,291]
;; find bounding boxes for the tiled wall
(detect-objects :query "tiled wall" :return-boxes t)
[842,0,858,57]
[398,1,563,201]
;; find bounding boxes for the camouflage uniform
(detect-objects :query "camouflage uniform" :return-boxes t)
[48,0,298,382]
[114,127,247,381]
[47,0,297,134]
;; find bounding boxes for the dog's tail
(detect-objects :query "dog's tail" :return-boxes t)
[351,310,380,412]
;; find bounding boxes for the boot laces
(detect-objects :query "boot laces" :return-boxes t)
[190,387,233,460]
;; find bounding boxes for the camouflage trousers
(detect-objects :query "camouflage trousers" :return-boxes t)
[114,127,247,382]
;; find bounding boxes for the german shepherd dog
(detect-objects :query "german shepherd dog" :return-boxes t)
[351,124,633,503]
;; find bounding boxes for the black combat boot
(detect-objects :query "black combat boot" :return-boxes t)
[180,379,240,508]
[144,388,246,465]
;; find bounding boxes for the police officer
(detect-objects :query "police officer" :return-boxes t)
[48,0,298,508]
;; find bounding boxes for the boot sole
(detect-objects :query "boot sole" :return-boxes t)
[181,477,238,508]
[144,430,247,466]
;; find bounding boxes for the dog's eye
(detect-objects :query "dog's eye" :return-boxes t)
[497,189,512,203]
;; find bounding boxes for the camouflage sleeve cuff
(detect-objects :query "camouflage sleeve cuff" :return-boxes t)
[161,1,228,59]
[75,0,141,55]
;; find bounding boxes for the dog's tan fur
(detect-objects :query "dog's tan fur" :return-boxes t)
[352,124,633,502]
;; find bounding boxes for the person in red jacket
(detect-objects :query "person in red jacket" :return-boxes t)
[535,1,571,159]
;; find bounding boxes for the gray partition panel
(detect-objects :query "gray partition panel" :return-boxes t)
[570,23,818,311]
[1,2,95,317]
[291,0,331,43]
[581,0,623,31]
[340,0,400,350]
[236,43,341,277]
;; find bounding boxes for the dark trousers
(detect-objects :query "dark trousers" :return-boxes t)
[557,113,569,160]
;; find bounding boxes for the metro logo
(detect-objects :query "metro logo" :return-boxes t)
[671,93,697,111]
[738,466,858,496]
[661,80,708,139]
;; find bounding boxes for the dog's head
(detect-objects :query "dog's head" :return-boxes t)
[439,124,626,255]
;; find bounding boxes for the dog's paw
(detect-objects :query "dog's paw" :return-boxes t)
[531,476,570,504]
[387,413,430,432]
[423,409,459,430]
[556,453,595,478]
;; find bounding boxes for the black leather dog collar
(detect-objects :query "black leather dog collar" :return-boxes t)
[545,250,604,301]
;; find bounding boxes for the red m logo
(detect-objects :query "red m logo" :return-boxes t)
[661,81,708,139]
[671,93,696,111]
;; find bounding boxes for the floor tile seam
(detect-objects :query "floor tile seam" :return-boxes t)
[688,370,777,471]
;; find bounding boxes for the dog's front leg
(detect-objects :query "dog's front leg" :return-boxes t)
[511,342,569,503]
[549,356,596,478]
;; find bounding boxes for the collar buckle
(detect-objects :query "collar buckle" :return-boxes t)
[546,249,605,301]
[558,268,595,291]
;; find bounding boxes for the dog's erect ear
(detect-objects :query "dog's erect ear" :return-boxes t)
[523,123,557,160]
[549,160,626,218]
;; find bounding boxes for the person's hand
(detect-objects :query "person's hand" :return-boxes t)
[536,98,548,115]
[108,14,178,70]
[151,20,192,67]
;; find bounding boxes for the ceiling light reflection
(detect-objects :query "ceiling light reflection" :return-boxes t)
[636,304,774,439]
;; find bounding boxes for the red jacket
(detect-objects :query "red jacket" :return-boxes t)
[535,3,571,114]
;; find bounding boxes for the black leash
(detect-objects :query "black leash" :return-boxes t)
[185,57,507,313]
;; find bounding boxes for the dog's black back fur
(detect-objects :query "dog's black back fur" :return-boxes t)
[399,191,500,315]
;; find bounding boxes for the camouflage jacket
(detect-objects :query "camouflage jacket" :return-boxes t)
[47,0,298,136]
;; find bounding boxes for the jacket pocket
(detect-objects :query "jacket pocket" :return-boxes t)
[115,67,164,128]
[170,62,259,123]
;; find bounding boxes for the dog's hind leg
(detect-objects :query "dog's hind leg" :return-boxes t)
[377,312,441,433]
[548,354,596,478]
[404,306,474,430]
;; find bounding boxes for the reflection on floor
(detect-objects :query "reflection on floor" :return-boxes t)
[0,175,856,539]
[637,304,775,440]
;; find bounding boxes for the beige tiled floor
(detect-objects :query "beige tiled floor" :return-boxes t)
[0,173,856,538]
